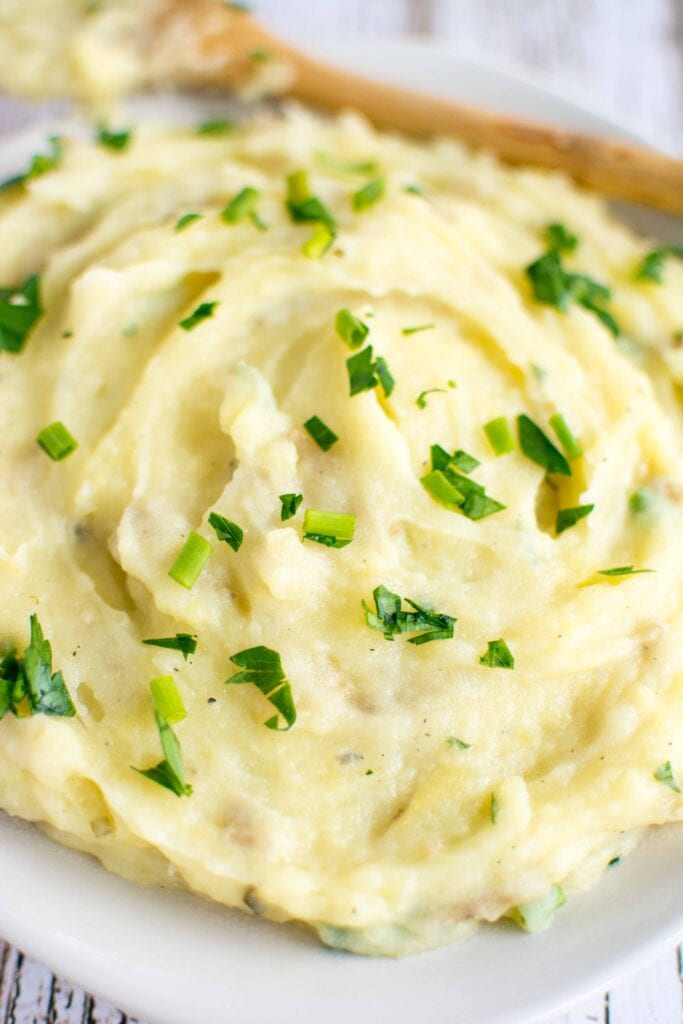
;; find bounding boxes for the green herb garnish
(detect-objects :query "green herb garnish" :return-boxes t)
[479,639,515,669]
[548,413,583,460]
[422,445,504,520]
[490,793,500,823]
[598,566,653,577]
[149,675,187,725]
[36,422,78,462]
[483,416,514,456]
[634,245,683,284]
[347,345,394,397]
[362,584,455,646]
[447,737,471,749]
[142,634,197,661]
[1,615,77,719]
[556,504,594,534]
[179,302,218,331]
[629,486,656,515]
[168,532,213,590]
[316,152,379,176]
[510,885,566,932]
[175,213,203,232]
[133,679,192,797]
[0,274,43,354]
[654,760,681,793]
[197,119,235,136]
[416,381,456,409]
[221,186,261,224]
[402,323,435,336]
[545,222,578,253]
[302,223,335,259]
[304,415,338,451]
[336,309,369,349]
[208,512,244,552]
[403,183,427,197]
[526,249,620,336]
[352,178,386,213]
[0,136,64,192]
[279,493,303,521]
[450,449,480,474]
[96,122,132,152]
[517,414,571,476]
[227,646,296,730]
[303,510,355,549]
[286,170,336,231]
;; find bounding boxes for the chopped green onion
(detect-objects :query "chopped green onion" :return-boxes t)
[608,856,621,867]
[549,413,583,460]
[279,493,303,521]
[0,137,64,192]
[422,446,504,520]
[483,416,515,456]
[352,178,386,213]
[375,356,395,397]
[96,122,132,152]
[545,222,578,253]
[249,211,268,232]
[346,345,394,397]
[303,510,356,549]
[302,223,336,259]
[336,309,369,349]
[197,119,235,136]
[556,504,594,534]
[208,512,244,552]
[175,212,203,232]
[517,414,571,476]
[450,448,480,474]
[629,486,656,515]
[304,415,338,451]
[227,645,296,730]
[654,760,681,793]
[479,639,515,669]
[598,565,653,578]
[37,422,78,462]
[180,302,218,331]
[421,470,465,511]
[142,634,197,661]
[315,151,379,176]
[362,584,456,646]
[402,323,435,336]
[416,382,456,409]
[526,249,620,336]
[510,884,566,932]
[133,706,192,797]
[490,793,500,823]
[221,186,261,224]
[403,183,427,197]
[286,170,336,231]
[0,274,43,354]
[168,532,213,590]
[634,245,683,284]
[149,675,187,725]
[447,737,471,749]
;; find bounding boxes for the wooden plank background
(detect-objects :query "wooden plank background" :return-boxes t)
[0,1,681,1022]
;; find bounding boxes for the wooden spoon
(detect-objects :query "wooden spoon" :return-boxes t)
[151,0,683,214]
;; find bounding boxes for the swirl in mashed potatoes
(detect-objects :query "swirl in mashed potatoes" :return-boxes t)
[0,108,682,956]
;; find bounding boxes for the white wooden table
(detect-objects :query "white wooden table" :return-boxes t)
[1,2,681,1022]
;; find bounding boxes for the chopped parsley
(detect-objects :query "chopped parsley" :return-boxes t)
[279,493,303,521]
[517,414,571,476]
[362,584,455,646]
[544,222,578,253]
[208,512,244,552]
[447,737,471,749]
[96,122,133,152]
[402,323,436,336]
[142,634,197,660]
[598,565,653,577]
[634,245,683,284]
[346,345,394,397]
[197,119,235,136]
[336,309,369,349]
[179,302,218,331]
[0,136,64,192]
[303,415,338,451]
[133,679,192,797]
[0,274,43,353]
[316,152,379,176]
[483,416,514,456]
[175,212,203,232]
[526,249,620,336]
[479,639,515,669]
[168,532,213,590]
[510,884,566,932]
[0,615,76,720]
[416,381,456,409]
[352,178,386,213]
[548,413,583,460]
[286,170,336,231]
[227,646,296,730]
[221,186,261,224]
[654,760,681,793]
[303,510,355,549]
[421,445,505,520]
[302,223,335,259]
[37,422,78,462]
[556,504,594,534]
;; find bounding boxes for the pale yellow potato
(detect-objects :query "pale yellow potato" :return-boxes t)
[0,109,682,956]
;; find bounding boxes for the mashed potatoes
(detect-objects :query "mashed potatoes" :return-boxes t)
[0,108,682,956]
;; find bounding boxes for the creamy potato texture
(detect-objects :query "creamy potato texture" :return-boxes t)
[0,109,682,956]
